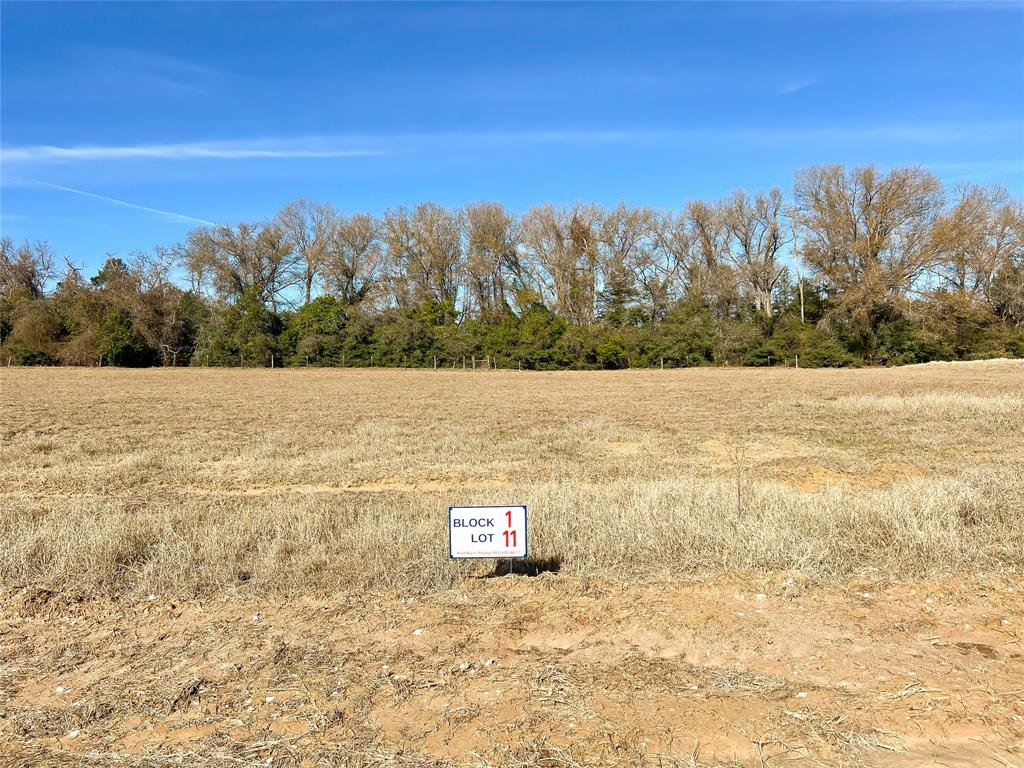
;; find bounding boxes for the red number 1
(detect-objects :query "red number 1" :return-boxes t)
[505,510,512,526]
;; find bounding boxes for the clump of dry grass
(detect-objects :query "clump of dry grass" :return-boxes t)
[1,468,1020,596]
[1,363,1021,597]
[828,392,1024,418]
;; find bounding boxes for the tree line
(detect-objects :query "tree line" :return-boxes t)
[2,164,1022,369]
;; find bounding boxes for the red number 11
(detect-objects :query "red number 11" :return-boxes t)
[503,530,517,547]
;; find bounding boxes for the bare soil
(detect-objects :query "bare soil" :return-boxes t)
[2,574,1022,767]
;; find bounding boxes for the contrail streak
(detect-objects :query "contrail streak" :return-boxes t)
[6,176,215,226]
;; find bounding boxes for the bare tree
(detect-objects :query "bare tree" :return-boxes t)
[681,200,738,318]
[794,164,944,329]
[0,238,56,300]
[278,198,333,306]
[464,202,520,319]
[321,213,385,306]
[383,203,463,306]
[931,184,1022,305]
[520,203,602,324]
[648,210,690,319]
[597,203,659,322]
[722,188,789,315]
[128,248,196,365]
[176,227,217,296]
[180,222,297,311]
[128,247,175,294]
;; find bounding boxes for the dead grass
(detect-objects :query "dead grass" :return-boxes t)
[828,391,1024,418]
[1,363,1022,597]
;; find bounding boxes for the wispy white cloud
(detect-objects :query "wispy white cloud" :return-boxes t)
[2,142,386,163]
[6,176,215,226]
[101,48,225,80]
[777,77,822,95]
[2,119,1020,167]
[86,46,231,96]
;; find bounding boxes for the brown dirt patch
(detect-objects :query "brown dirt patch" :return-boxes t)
[2,575,1021,767]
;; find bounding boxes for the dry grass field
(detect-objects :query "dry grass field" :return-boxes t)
[1,362,1023,767]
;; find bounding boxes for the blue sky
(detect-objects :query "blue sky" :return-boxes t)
[2,1,1023,275]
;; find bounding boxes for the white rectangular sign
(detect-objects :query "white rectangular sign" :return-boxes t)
[449,505,528,559]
